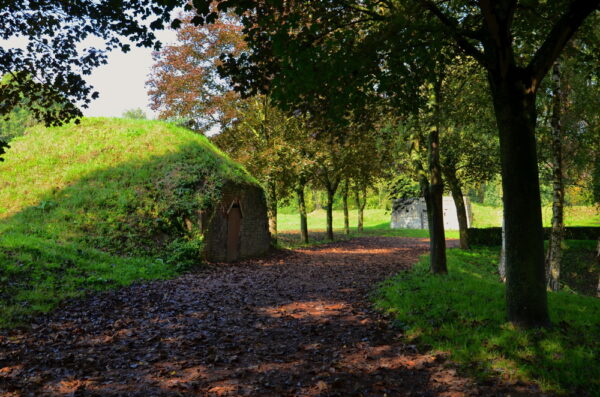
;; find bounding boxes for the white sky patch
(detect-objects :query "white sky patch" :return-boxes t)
[83,29,178,119]
[1,24,180,120]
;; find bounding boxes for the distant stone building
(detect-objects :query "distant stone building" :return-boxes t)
[390,196,472,230]
[202,181,271,262]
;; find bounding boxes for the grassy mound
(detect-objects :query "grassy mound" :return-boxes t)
[0,117,255,327]
[375,242,600,395]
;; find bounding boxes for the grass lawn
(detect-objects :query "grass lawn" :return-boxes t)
[278,205,599,239]
[471,203,599,228]
[375,242,600,395]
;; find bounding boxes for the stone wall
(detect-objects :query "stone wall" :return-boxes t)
[390,196,472,230]
[203,181,271,262]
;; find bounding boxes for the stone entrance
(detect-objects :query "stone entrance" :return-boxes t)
[202,181,271,262]
[227,202,242,261]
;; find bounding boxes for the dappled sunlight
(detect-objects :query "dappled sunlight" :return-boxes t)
[260,300,348,320]
[297,247,414,256]
[146,362,210,388]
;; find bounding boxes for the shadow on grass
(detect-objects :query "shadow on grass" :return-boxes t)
[375,246,600,395]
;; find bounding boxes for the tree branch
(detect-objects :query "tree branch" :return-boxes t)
[416,0,486,65]
[528,0,599,91]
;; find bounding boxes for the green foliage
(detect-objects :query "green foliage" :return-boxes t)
[388,174,421,200]
[375,246,600,395]
[165,236,204,272]
[0,117,255,327]
[122,108,147,120]
[0,106,37,142]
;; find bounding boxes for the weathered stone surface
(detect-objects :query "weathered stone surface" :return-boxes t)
[203,181,271,262]
[391,196,472,230]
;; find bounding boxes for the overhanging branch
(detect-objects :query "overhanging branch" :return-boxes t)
[528,0,599,91]
[416,0,486,65]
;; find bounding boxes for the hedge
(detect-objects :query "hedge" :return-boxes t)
[467,227,600,246]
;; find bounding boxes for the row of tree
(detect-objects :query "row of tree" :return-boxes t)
[151,1,600,328]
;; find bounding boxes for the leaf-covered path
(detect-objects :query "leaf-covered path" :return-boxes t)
[1,237,542,396]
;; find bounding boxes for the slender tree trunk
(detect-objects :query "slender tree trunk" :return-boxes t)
[429,82,447,274]
[359,186,367,231]
[266,181,278,245]
[499,214,507,282]
[342,179,350,235]
[546,61,565,292]
[489,74,550,328]
[312,188,321,211]
[296,184,309,244]
[596,237,600,298]
[326,187,335,241]
[445,167,470,249]
[354,186,366,232]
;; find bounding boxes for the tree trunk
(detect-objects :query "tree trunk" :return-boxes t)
[445,167,470,249]
[489,74,550,328]
[545,61,565,292]
[296,185,309,244]
[354,186,366,232]
[312,188,321,211]
[596,237,600,298]
[429,82,447,274]
[326,188,335,241]
[499,214,507,282]
[415,161,433,236]
[266,181,278,245]
[342,179,350,235]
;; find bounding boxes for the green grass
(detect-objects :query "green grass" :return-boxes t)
[375,243,600,395]
[277,205,598,247]
[471,203,599,227]
[0,117,255,327]
[470,203,502,227]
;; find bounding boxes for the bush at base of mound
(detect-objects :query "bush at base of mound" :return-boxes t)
[0,118,259,327]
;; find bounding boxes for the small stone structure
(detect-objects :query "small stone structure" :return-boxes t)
[202,181,271,262]
[390,196,472,230]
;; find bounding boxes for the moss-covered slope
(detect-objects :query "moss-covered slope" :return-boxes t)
[0,118,255,326]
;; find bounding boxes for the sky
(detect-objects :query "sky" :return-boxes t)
[83,29,178,119]
[1,27,179,120]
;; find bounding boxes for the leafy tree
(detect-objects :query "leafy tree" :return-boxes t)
[0,107,37,142]
[148,15,310,243]
[147,14,246,131]
[122,108,147,120]
[439,59,500,249]
[201,0,600,328]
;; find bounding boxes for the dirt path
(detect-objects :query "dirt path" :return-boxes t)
[1,237,541,396]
